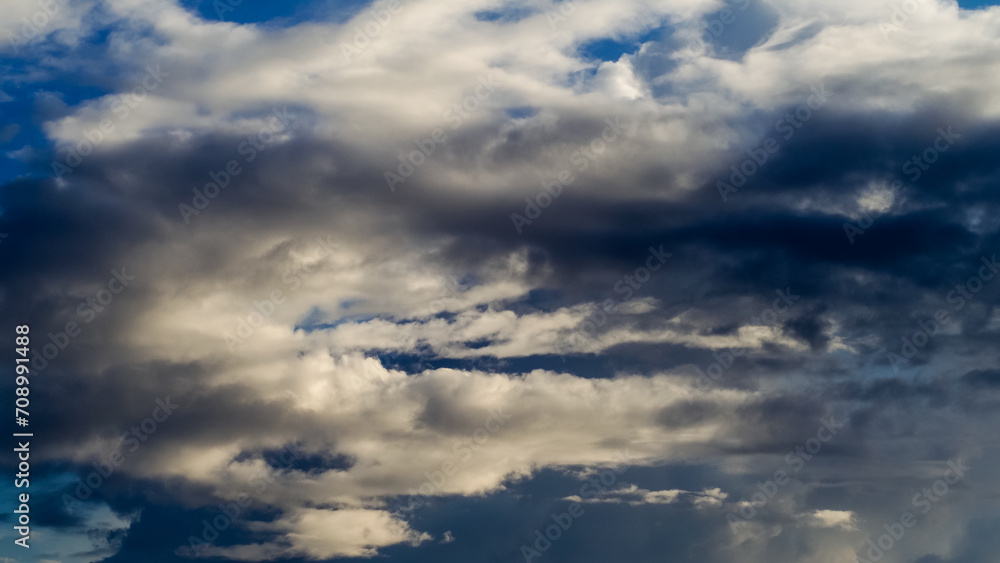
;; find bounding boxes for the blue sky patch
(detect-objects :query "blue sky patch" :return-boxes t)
[179,0,376,26]
[474,6,536,23]
[577,25,672,62]
[505,106,538,119]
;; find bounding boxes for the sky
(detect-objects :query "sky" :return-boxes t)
[1,0,1000,562]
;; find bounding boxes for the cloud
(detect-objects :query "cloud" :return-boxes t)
[802,509,857,531]
[2,0,1000,561]
[190,509,431,560]
[565,484,728,507]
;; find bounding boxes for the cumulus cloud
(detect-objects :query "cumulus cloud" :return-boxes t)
[191,509,432,560]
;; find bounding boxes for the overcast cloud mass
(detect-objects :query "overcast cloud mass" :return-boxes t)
[1,0,1000,561]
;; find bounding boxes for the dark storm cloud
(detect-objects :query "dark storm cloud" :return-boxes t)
[782,304,831,351]
[3,101,994,388]
[960,369,1000,388]
[0,99,993,382]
